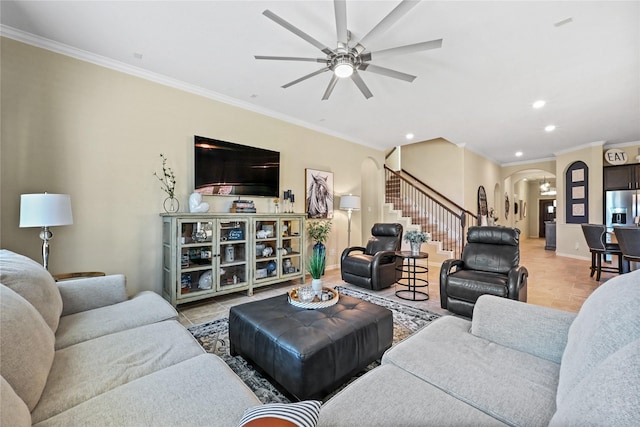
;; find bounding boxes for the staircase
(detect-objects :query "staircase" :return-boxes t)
[383,166,477,262]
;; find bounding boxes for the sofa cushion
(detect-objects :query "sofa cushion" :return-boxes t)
[556,269,640,406]
[31,320,204,424]
[550,339,640,426]
[340,254,372,277]
[0,249,62,332]
[1,376,31,427]
[32,354,261,427]
[382,315,559,427]
[0,285,55,411]
[57,274,127,316]
[55,290,178,349]
[318,364,506,427]
[472,295,576,364]
[445,270,510,300]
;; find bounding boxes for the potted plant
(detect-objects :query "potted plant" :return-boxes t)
[154,153,178,212]
[307,251,326,295]
[306,220,332,275]
[404,230,431,255]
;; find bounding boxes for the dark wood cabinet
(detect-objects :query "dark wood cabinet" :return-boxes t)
[604,164,640,191]
[544,221,556,251]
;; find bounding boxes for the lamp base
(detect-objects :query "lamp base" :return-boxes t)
[39,226,53,270]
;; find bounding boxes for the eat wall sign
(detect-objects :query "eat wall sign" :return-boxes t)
[604,149,628,165]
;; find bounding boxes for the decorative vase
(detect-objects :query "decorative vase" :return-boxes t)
[163,197,179,213]
[410,241,421,255]
[313,242,326,275]
[311,278,323,296]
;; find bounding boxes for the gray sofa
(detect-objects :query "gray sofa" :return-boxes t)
[318,268,640,426]
[0,250,261,426]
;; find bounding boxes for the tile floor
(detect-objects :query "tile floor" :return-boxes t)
[177,237,619,327]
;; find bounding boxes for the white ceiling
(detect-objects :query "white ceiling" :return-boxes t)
[1,1,639,165]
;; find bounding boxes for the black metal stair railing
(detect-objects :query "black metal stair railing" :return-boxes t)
[385,166,477,258]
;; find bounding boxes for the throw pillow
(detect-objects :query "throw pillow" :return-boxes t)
[237,400,321,427]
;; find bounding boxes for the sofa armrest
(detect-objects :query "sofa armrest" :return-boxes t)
[371,250,398,268]
[471,295,577,363]
[341,246,366,263]
[57,274,128,316]
[507,265,528,296]
[439,259,464,307]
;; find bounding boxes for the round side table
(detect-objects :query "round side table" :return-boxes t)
[395,251,429,301]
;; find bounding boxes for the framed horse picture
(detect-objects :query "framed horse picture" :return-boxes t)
[305,169,334,219]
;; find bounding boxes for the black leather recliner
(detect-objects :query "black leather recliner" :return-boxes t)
[440,226,528,318]
[341,223,403,291]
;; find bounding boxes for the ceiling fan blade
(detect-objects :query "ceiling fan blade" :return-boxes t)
[282,67,330,89]
[355,0,420,53]
[322,74,339,100]
[263,10,333,56]
[358,63,416,82]
[351,72,373,99]
[255,55,326,63]
[363,39,443,61]
[334,0,348,48]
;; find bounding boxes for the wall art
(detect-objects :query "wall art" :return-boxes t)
[305,169,334,219]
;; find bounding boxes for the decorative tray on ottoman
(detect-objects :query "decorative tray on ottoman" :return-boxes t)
[288,286,339,309]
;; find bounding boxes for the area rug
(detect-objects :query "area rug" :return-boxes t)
[187,286,441,404]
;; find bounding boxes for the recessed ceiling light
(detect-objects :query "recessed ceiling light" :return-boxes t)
[515,151,523,157]
[545,125,556,132]
[405,133,414,140]
[532,100,546,109]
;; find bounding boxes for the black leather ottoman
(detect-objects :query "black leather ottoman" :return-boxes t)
[229,292,393,400]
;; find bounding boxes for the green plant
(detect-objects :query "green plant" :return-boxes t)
[403,230,431,243]
[307,252,326,279]
[306,220,332,244]
[153,153,176,198]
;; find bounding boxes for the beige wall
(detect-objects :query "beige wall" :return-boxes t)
[555,143,604,259]
[463,149,502,222]
[400,140,502,224]
[0,38,383,294]
[401,138,465,206]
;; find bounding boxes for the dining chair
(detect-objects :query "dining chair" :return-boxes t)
[613,226,640,271]
[581,224,627,281]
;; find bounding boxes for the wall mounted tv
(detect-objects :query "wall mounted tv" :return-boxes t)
[194,135,280,198]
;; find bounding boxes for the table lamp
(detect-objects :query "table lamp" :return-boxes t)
[340,194,361,247]
[19,193,73,270]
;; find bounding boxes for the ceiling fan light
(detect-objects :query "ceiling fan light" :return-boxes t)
[334,62,354,78]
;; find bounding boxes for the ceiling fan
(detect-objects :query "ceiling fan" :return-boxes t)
[255,0,443,100]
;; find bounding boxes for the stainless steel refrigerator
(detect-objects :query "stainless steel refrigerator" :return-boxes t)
[605,189,640,229]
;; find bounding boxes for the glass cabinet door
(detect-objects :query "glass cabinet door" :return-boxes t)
[254,218,279,284]
[280,217,303,277]
[218,219,248,291]
[178,220,215,299]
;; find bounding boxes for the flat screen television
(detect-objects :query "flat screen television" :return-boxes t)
[194,135,280,197]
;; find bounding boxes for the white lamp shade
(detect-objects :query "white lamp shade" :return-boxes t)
[20,194,73,227]
[340,195,361,210]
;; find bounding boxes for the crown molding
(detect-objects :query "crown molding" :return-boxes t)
[0,25,369,149]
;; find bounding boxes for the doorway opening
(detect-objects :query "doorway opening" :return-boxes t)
[538,199,556,237]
